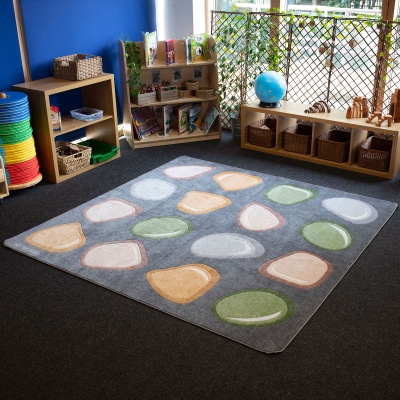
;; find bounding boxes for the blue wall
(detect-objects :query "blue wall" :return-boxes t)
[0,1,24,92]
[0,0,156,122]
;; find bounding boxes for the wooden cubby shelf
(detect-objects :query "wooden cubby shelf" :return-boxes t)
[241,101,400,179]
[118,37,221,149]
[13,74,120,183]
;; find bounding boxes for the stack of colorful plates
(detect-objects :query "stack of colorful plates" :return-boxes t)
[0,92,42,188]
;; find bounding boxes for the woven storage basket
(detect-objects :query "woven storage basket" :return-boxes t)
[248,118,277,148]
[316,129,351,162]
[358,136,392,171]
[185,80,199,90]
[195,87,214,99]
[283,123,312,154]
[53,54,102,81]
[178,89,191,98]
[56,141,91,175]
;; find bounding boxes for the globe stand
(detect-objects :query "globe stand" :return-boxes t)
[258,101,281,108]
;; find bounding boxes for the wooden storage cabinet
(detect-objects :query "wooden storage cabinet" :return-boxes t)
[118,38,221,148]
[13,74,120,183]
[241,101,400,179]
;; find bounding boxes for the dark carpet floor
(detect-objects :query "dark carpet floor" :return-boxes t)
[1,131,399,399]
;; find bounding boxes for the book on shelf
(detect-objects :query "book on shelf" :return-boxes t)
[178,104,192,134]
[189,103,202,133]
[163,104,174,136]
[200,106,219,135]
[131,107,160,140]
[165,39,175,65]
[143,31,158,66]
[190,34,209,63]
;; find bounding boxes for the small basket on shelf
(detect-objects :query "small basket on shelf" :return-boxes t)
[316,128,351,163]
[283,122,312,154]
[195,87,214,99]
[248,117,277,148]
[56,141,91,175]
[185,80,199,91]
[53,54,102,81]
[178,89,191,99]
[358,135,392,172]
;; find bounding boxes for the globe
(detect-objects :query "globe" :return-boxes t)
[254,71,287,108]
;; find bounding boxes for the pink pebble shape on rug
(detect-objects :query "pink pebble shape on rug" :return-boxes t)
[83,198,143,223]
[238,202,285,231]
[259,251,333,288]
[81,240,148,270]
[163,165,216,179]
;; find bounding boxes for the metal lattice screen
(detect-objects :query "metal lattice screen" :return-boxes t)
[211,11,400,129]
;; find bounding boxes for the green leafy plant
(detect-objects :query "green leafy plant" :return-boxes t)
[120,35,142,97]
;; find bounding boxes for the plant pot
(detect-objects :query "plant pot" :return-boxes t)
[231,117,241,143]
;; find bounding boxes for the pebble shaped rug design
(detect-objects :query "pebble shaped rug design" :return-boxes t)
[4,156,397,353]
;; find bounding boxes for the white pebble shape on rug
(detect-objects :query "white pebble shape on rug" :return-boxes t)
[163,165,215,179]
[322,197,378,224]
[191,233,264,258]
[130,178,177,200]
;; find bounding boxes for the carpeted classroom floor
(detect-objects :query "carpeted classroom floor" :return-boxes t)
[1,131,399,399]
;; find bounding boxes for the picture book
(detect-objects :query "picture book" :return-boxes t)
[190,34,209,63]
[200,106,219,135]
[163,104,174,135]
[189,103,202,133]
[178,104,192,134]
[143,31,158,66]
[131,107,160,139]
[165,39,175,65]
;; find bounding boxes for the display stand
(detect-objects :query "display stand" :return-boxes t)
[13,74,120,184]
[241,101,400,179]
[118,37,221,148]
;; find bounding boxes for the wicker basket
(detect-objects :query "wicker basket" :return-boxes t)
[358,136,392,171]
[283,123,312,154]
[56,141,91,175]
[195,87,214,99]
[53,54,102,81]
[185,80,199,90]
[178,89,191,98]
[248,118,277,148]
[316,129,351,162]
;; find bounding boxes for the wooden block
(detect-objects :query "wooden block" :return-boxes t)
[346,105,353,119]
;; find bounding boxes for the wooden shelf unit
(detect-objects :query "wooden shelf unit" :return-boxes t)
[13,74,120,183]
[241,101,400,179]
[0,155,9,200]
[118,38,221,148]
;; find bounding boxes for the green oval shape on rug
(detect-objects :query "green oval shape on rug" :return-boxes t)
[130,216,194,239]
[213,289,294,327]
[301,220,352,250]
[265,184,317,205]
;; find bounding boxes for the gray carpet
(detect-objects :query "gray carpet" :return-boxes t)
[4,155,397,353]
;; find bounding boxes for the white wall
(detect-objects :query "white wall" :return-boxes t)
[156,0,206,40]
